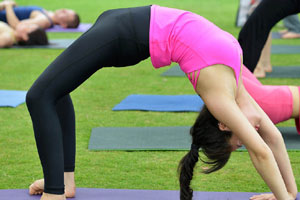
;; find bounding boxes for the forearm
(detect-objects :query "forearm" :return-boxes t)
[257,107,297,198]
[5,4,19,28]
[248,147,290,200]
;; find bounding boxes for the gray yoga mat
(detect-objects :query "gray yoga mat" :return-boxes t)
[2,188,300,200]
[272,32,282,39]
[161,65,300,78]
[12,39,75,49]
[88,126,299,151]
[272,44,300,54]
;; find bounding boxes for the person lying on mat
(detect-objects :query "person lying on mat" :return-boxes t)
[238,0,300,78]
[25,5,296,200]
[0,21,48,47]
[0,0,80,30]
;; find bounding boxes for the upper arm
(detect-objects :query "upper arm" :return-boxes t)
[195,65,269,155]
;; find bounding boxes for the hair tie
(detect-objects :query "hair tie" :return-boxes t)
[191,143,200,151]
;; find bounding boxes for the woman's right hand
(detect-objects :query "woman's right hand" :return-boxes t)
[250,192,295,200]
[1,0,16,8]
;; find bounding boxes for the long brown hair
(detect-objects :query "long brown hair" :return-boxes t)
[178,105,232,200]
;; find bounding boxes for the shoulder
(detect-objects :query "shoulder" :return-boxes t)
[0,31,14,48]
[30,10,46,18]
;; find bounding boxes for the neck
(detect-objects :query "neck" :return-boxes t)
[46,10,59,25]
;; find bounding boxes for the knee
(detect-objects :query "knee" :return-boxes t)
[26,86,44,110]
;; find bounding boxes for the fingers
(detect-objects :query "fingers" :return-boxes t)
[250,194,276,200]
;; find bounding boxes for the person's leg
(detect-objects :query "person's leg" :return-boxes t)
[238,0,300,72]
[254,32,272,77]
[26,6,150,199]
[243,75,293,124]
[242,65,262,85]
[29,95,76,197]
[283,15,300,33]
[282,14,300,38]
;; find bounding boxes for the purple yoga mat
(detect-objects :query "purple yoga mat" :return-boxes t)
[46,23,92,32]
[0,188,299,200]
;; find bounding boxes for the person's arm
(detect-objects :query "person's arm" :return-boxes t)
[247,90,297,200]
[194,65,292,200]
[3,1,19,29]
[17,13,51,29]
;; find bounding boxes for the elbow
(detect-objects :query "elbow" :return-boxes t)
[249,143,273,162]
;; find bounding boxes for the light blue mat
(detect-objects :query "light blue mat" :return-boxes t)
[112,94,203,112]
[0,90,27,107]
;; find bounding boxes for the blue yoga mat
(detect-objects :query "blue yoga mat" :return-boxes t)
[112,94,204,112]
[0,90,27,107]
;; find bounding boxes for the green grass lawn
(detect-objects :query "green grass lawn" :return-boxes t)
[1,0,300,194]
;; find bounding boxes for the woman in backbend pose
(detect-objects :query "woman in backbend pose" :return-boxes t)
[26,5,296,200]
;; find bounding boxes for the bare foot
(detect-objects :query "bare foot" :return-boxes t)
[29,172,76,198]
[41,193,66,200]
[254,65,266,78]
[282,31,300,39]
[279,29,288,35]
[263,63,272,72]
[29,179,44,195]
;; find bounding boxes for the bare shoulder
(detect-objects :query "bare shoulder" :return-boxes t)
[194,64,237,97]
[30,10,47,19]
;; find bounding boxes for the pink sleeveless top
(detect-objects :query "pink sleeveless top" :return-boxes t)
[149,5,242,90]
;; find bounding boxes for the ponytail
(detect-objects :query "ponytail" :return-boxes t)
[178,144,200,200]
[178,105,232,200]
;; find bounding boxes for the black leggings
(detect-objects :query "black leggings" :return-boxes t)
[238,0,300,72]
[26,6,151,194]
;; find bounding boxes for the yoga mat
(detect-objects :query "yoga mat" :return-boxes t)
[46,23,92,32]
[161,65,185,77]
[272,44,300,54]
[266,66,300,78]
[88,126,299,151]
[12,39,75,49]
[112,94,204,112]
[2,188,299,200]
[272,32,282,39]
[161,65,300,78]
[0,90,27,107]
[89,127,191,150]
